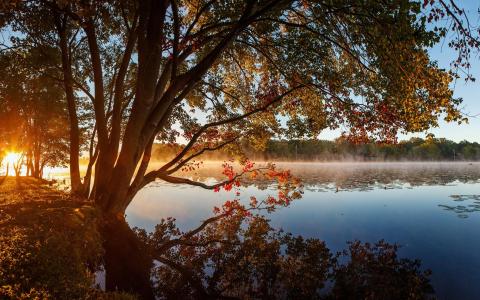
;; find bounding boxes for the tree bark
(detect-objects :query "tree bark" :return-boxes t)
[94,0,169,214]
[101,215,155,300]
[55,13,83,194]
[33,145,40,178]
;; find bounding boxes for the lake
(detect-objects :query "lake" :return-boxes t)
[126,162,480,300]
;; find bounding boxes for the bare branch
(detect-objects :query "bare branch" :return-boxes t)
[141,166,270,198]
[126,135,155,200]
[171,0,180,80]
[84,17,108,147]
[439,0,480,47]
[157,214,226,253]
[110,12,139,150]
[166,136,240,175]
[72,78,95,102]
[159,85,303,172]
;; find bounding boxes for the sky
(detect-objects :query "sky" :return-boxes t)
[320,1,480,143]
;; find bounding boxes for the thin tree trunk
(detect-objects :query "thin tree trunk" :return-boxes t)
[33,141,41,178]
[26,152,32,177]
[55,13,83,194]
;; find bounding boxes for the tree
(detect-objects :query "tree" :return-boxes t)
[0,49,69,178]
[3,1,93,189]
[4,0,464,215]
[2,0,477,296]
[422,0,480,82]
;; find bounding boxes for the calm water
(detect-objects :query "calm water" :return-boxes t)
[128,162,480,299]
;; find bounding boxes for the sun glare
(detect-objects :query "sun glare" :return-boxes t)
[3,152,22,166]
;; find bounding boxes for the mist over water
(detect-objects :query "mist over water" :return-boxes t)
[124,161,480,300]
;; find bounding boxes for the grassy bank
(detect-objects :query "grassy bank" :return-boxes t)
[0,177,133,299]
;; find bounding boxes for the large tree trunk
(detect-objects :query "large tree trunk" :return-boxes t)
[101,215,155,300]
[85,0,243,214]
[93,0,170,214]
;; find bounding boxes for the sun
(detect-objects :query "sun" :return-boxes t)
[3,152,22,166]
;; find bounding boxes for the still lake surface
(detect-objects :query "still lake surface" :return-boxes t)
[126,162,480,299]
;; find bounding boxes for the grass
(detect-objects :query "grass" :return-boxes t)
[0,177,136,300]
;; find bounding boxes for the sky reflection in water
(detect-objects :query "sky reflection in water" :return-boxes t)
[127,162,480,300]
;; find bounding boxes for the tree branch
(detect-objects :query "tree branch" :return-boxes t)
[154,256,218,299]
[171,0,180,80]
[166,136,240,175]
[159,85,303,172]
[84,17,108,148]
[110,12,138,151]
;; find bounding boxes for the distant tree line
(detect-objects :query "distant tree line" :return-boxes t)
[153,137,480,162]
[260,137,480,161]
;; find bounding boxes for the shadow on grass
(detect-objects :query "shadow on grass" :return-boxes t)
[0,177,133,299]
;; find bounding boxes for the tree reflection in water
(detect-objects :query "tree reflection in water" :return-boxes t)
[117,211,434,300]
[106,163,460,299]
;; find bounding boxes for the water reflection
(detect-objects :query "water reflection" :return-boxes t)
[439,194,480,218]
[128,162,480,299]
[131,214,433,300]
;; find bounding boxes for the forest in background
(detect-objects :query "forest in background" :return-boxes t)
[152,137,480,162]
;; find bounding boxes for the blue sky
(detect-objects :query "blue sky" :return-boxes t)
[321,1,480,143]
